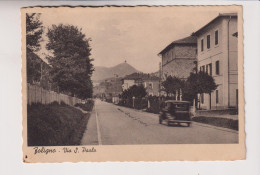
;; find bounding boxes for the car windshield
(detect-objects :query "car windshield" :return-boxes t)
[175,103,189,111]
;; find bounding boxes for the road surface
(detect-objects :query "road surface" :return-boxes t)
[81,99,238,145]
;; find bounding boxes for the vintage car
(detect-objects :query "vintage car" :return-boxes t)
[159,100,192,127]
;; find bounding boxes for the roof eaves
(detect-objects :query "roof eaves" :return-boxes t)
[158,36,197,55]
[192,13,237,36]
[158,42,176,55]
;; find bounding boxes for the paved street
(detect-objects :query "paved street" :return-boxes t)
[81,99,238,145]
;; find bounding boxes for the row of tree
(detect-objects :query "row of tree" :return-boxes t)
[162,72,217,105]
[26,13,94,99]
[119,71,217,108]
[120,85,147,99]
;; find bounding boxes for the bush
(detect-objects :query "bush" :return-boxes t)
[146,96,160,114]
[118,96,162,114]
[27,102,90,146]
[120,98,133,108]
[134,98,148,110]
[75,100,94,111]
[106,98,112,103]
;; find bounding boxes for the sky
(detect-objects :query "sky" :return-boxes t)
[37,6,235,73]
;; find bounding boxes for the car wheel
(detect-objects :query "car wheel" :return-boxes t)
[159,119,162,124]
[187,123,191,127]
[167,121,170,126]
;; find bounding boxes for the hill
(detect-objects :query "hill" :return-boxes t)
[92,62,140,81]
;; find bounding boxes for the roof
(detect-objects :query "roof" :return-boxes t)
[123,72,160,81]
[192,13,238,36]
[164,100,190,104]
[158,36,197,55]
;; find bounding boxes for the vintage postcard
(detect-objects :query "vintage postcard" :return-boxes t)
[21,6,245,163]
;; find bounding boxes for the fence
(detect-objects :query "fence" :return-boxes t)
[27,83,84,106]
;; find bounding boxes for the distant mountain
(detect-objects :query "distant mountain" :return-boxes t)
[92,62,140,81]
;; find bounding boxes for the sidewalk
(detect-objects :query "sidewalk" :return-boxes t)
[195,110,238,120]
[80,109,99,145]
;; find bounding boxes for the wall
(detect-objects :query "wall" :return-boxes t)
[197,18,224,109]
[122,79,136,90]
[162,44,197,80]
[144,80,160,96]
[105,79,123,96]
[162,47,175,66]
[175,45,197,59]
[228,17,238,107]
[197,16,238,109]
[162,58,196,80]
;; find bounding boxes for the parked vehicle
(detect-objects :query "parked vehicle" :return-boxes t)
[159,100,191,127]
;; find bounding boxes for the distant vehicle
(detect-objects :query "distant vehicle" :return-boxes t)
[159,100,192,127]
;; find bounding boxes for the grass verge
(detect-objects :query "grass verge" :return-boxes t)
[192,116,238,131]
[27,102,90,146]
[75,100,94,112]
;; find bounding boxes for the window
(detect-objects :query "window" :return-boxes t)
[174,104,189,112]
[206,65,209,74]
[216,61,220,75]
[215,30,218,45]
[201,93,204,104]
[207,35,210,49]
[216,90,219,104]
[148,82,153,89]
[209,63,212,75]
[201,39,204,52]
[202,65,205,72]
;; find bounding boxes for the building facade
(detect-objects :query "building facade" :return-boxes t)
[193,13,238,110]
[158,36,197,80]
[122,73,160,96]
[93,77,123,101]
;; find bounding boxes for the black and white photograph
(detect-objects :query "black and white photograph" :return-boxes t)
[21,6,245,162]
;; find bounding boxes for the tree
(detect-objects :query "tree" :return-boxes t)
[186,71,217,108]
[161,76,184,96]
[46,24,94,99]
[121,85,147,99]
[26,13,43,83]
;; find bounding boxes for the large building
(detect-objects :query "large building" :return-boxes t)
[93,77,123,101]
[122,73,160,96]
[158,36,197,80]
[193,13,238,110]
